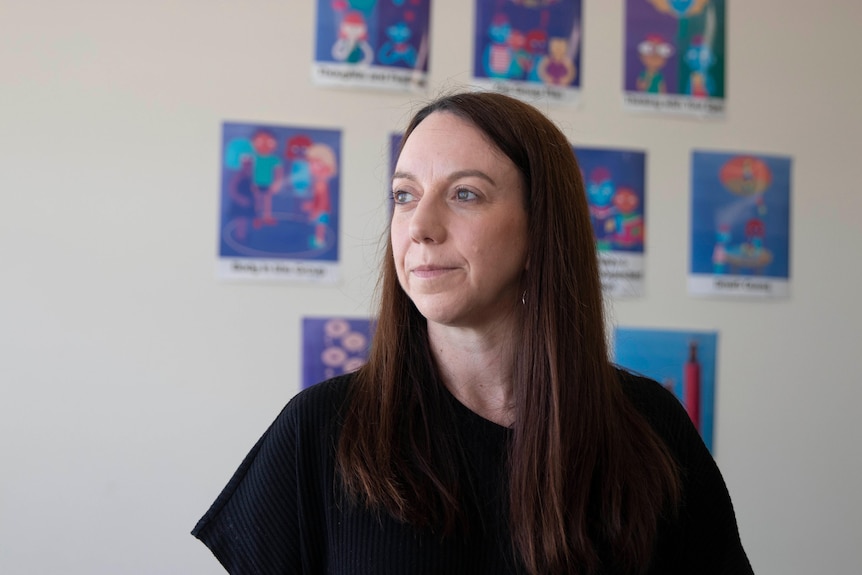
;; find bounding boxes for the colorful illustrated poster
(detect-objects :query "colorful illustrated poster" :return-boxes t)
[623,0,725,117]
[313,0,431,92]
[614,327,718,452]
[472,0,582,105]
[218,122,341,283]
[689,151,792,298]
[302,317,374,388]
[574,147,646,297]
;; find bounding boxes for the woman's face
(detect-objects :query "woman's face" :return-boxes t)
[390,112,529,331]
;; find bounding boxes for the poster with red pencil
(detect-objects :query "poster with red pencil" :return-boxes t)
[614,327,718,453]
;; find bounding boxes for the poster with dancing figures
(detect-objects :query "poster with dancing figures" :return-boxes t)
[623,0,725,117]
[313,0,431,92]
[614,327,718,453]
[303,317,374,388]
[218,122,341,283]
[689,150,792,298]
[574,146,647,298]
[472,0,583,105]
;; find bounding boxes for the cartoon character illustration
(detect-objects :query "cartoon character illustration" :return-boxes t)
[685,35,715,97]
[377,20,417,67]
[611,187,644,249]
[303,143,337,249]
[536,36,577,86]
[586,167,617,251]
[525,28,548,82]
[227,155,256,241]
[507,30,532,80]
[332,11,374,65]
[636,34,674,93]
[285,134,313,199]
[685,4,718,97]
[712,224,731,273]
[483,14,514,78]
[249,129,283,229]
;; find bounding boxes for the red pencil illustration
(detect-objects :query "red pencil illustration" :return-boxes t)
[683,341,701,431]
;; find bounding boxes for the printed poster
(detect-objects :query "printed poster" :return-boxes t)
[472,0,583,105]
[303,317,374,388]
[575,147,646,297]
[614,327,718,452]
[218,122,341,282]
[623,0,725,117]
[313,0,431,92]
[689,151,792,298]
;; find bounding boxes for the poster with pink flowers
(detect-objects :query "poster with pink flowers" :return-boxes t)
[218,122,341,283]
[313,0,431,92]
[689,150,792,298]
[623,0,725,117]
[303,317,374,388]
[472,0,583,105]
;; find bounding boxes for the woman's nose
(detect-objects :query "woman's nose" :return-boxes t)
[408,195,446,244]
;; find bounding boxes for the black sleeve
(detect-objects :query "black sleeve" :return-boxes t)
[619,369,755,575]
[191,403,305,574]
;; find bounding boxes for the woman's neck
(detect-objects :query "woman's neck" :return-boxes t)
[427,321,518,427]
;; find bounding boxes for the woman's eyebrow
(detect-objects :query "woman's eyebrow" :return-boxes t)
[391,169,496,186]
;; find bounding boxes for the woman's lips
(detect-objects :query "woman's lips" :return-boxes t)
[411,265,457,279]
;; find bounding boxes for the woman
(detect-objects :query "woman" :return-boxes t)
[193,92,753,574]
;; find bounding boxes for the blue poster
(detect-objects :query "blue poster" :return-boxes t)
[574,146,646,297]
[303,317,375,388]
[313,0,431,92]
[689,150,792,298]
[219,122,341,282]
[472,0,582,105]
[623,0,726,117]
[614,327,718,453]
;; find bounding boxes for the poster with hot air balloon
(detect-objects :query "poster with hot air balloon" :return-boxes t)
[613,326,718,453]
[218,122,342,283]
[303,317,375,388]
[623,0,725,118]
[313,0,431,92]
[574,146,647,297]
[689,150,792,297]
[472,0,582,105]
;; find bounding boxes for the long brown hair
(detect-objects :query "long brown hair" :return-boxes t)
[337,92,680,574]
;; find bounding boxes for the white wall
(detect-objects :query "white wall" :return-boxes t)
[1,1,860,573]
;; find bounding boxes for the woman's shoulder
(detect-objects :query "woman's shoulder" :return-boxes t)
[615,367,683,417]
[273,372,356,435]
[614,366,700,455]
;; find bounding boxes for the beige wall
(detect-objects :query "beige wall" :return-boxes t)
[1,1,860,572]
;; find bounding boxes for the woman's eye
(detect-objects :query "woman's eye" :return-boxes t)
[392,190,413,204]
[455,188,477,201]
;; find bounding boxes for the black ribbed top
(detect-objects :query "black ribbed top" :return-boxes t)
[192,370,753,574]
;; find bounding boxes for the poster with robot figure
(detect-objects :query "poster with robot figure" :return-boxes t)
[303,317,375,388]
[472,0,582,105]
[614,327,717,453]
[313,0,431,92]
[574,146,646,297]
[623,0,725,117]
[218,122,342,283]
[689,150,792,298]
